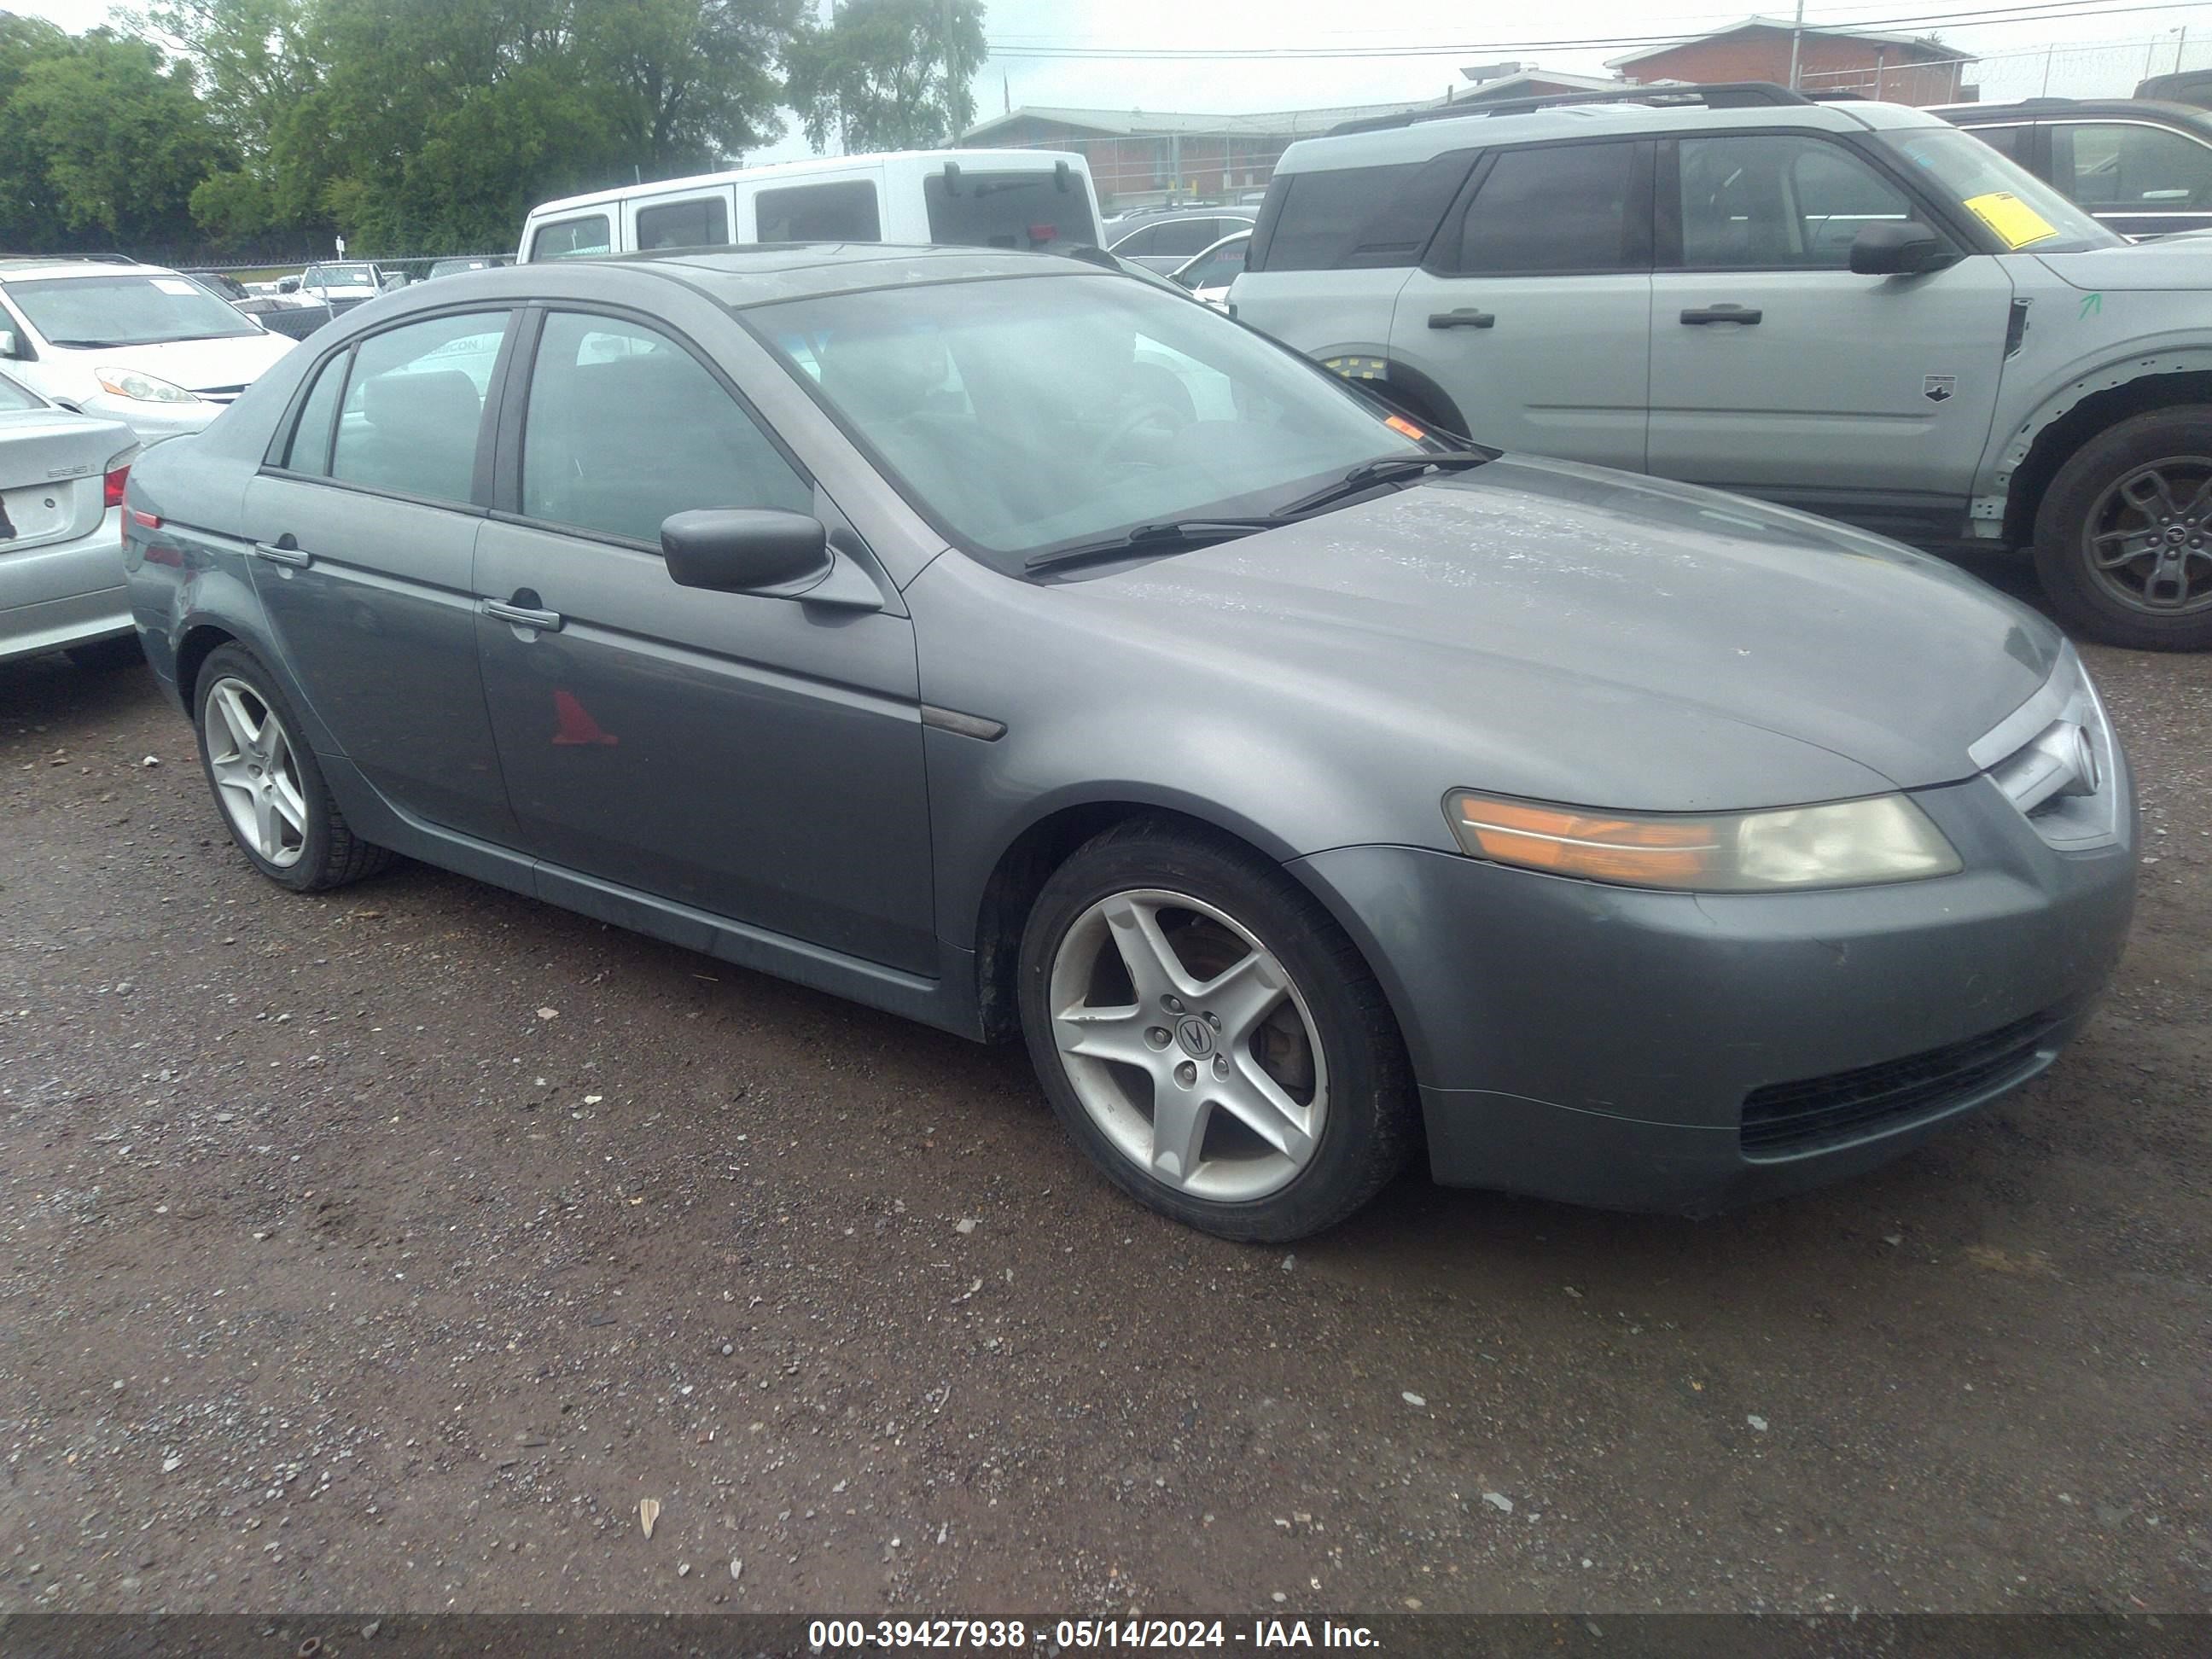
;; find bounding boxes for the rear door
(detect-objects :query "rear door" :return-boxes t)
[1646,131,2013,533]
[472,306,935,973]
[1388,138,1654,467]
[241,309,521,842]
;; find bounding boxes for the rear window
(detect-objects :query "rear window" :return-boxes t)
[1252,165,1415,271]
[531,214,612,261]
[755,180,882,242]
[0,370,44,412]
[924,168,1100,248]
[636,195,731,251]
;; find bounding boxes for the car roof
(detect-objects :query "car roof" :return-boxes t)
[0,257,183,282]
[1936,97,2212,126]
[526,148,1086,218]
[1273,94,1944,173]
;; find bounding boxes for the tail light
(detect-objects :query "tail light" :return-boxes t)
[103,463,130,509]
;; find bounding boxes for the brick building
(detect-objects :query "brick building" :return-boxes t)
[1608,15,1968,106]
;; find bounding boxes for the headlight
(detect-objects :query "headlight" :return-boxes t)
[1444,790,1961,892]
[94,368,201,405]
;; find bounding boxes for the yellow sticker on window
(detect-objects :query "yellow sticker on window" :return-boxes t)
[1962,191,2059,250]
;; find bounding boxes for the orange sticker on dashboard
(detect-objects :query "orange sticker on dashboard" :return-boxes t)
[1384,414,1427,440]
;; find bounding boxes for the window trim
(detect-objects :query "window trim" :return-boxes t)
[1425,136,1656,281]
[256,305,521,512]
[490,301,818,554]
[1652,129,1981,273]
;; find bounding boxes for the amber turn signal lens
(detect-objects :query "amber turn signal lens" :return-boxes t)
[1448,796,1721,885]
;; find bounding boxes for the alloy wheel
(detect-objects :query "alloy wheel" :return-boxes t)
[1046,888,1328,1202]
[2082,457,2212,617]
[203,676,309,869]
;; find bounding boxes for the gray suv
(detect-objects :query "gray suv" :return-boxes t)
[1232,84,2212,649]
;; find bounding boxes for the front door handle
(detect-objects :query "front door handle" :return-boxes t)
[252,538,312,568]
[1679,304,1762,325]
[1428,308,1496,329]
[483,598,563,632]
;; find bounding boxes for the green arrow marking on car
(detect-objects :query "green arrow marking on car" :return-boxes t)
[2081,291,2103,318]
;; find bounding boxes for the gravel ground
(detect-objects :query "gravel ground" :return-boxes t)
[1,630,2206,1618]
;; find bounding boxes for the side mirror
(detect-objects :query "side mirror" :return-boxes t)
[0,329,20,359]
[661,509,831,595]
[277,276,300,293]
[1849,221,1949,276]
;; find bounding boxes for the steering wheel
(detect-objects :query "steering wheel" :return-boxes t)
[1090,399,1189,464]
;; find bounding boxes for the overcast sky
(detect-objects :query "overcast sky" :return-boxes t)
[15,0,2212,164]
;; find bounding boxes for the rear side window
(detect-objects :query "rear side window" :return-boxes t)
[1448,142,1639,275]
[1965,123,2027,164]
[636,195,731,251]
[1258,165,1415,271]
[926,169,1099,247]
[2054,121,2212,210]
[1119,218,1218,258]
[530,214,610,261]
[755,180,882,242]
[330,311,509,503]
[281,349,349,474]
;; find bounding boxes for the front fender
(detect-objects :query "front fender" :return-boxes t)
[1976,336,2212,526]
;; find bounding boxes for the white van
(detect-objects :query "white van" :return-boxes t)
[517,149,1103,264]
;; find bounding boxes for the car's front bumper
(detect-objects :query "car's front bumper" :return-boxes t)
[1292,772,2136,1213]
[0,505,131,663]
[76,393,223,446]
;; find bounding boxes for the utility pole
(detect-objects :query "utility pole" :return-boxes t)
[1787,0,1805,90]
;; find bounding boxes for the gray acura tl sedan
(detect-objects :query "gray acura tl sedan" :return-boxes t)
[121,246,2136,1241]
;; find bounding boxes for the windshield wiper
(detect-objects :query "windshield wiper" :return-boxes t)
[1277,448,1495,518]
[1024,515,1293,574]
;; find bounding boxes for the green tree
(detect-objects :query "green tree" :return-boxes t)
[9,30,232,244]
[0,14,73,248]
[579,0,806,177]
[786,0,987,155]
[133,0,316,162]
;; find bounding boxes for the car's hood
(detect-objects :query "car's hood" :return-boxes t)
[2034,243,2212,290]
[1056,456,2060,809]
[49,331,294,394]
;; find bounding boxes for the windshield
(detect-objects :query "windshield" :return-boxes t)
[307,265,376,287]
[0,370,44,412]
[748,272,1427,568]
[1879,126,2122,253]
[7,273,258,346]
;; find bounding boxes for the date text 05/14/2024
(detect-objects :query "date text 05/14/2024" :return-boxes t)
[806,1618,1384,1650]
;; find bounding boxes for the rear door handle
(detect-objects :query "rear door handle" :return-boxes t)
[1679,305,1762,325]
[252,539,312,568]
[483,599,563,632]
[1428,309,1495,329]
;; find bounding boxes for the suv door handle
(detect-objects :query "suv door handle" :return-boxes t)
[252,539,312,568]
[483,598,563,632]
[1679,305,1762,325]
[1428,309,1495,329]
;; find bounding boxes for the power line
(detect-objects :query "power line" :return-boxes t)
[986,1,2212,61]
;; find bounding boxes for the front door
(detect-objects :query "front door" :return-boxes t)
[473,309,936,974]
[1387,137,1653,469]
[1646,131,2013,533]
[241,309,521,842]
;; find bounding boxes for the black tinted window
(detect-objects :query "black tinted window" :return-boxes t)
[282,349,348,474]
[530,214,610,260]
[330,311,508,502]
[1966,123,2025,163]
[521,312,810,544]
[754,180,881,242]
[1149,218,1220,257]
[636,195,730,250]
[2057,121,2212,209]
[925,170,1099,247]
[1261,165,1414,271]
[1452,143,1639,274]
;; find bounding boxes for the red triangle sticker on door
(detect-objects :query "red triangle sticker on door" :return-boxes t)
[550,689,619,747]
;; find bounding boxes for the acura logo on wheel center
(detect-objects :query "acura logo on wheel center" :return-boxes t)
[1176,1016,1215,1057]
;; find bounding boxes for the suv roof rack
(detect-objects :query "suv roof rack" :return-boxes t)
[1326,80,1814,137]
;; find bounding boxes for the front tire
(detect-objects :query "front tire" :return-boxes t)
[2034,405,2212,650]
[192,643,392,892]
[1016,819,1417,1242]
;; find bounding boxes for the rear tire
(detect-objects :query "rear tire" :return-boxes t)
[2034,405,2212,650]
[1016,818,1417,1242]
[192,643,393,892]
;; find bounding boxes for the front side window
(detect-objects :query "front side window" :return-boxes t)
[1177,236,1249,289]
[6,273,258,346]
[329,311,509,503]
[1677,134,1912,269]
[636,195,731,251]
[924,169,1099,247]
[1964,123,2027,164]
[2055,122,2212,210]
[521,311,810,544]
[530,214,613,261]
[1452,142,1639,275]
[749,271,1426,568]
[754,181,882,242]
